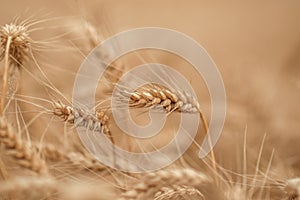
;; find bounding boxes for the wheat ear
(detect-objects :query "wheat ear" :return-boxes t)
[154,185,204,200]
[122,84,198,113]
[0,24,31,115]
[0,176,57,199]
[53,101,112,140]
[40,143,105,171]
[123,83,216,171]
[0,176,117,200]
[119,168,211,200]
[0,117,48,175]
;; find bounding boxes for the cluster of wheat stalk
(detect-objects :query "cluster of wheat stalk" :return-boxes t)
[0,15,299,200]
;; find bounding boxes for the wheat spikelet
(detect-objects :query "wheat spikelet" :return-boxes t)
[119,168,213,200]
[0,117,48,175]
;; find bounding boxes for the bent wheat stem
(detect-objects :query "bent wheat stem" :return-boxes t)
[199,111,217,173]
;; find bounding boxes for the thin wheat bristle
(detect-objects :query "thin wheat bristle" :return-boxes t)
[0,117,48,175]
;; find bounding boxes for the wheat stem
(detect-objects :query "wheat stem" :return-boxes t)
[0,36,11,116]
[0,157,9,180]
[199,111,217,173]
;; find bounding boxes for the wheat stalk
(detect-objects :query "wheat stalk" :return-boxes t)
[0,117,48,175]
[118,168,212,200]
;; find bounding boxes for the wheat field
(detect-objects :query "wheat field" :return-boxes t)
[0,1,299,200]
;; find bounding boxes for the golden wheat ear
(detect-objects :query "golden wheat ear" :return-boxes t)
[0,23,31,115]
[0,117,48,175]
[120,83,217,171]
[154,185,205,200]
[38,142,106,172]
[119,168,223,200]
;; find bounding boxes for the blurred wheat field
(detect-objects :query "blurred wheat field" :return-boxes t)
[0,0,299,200]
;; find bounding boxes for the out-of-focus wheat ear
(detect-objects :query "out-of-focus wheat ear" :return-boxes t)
[60,180,118,200]
[0,177,57,200]
[154,185,204,200]
[118,168,223,200]
[285,178,300,200]
[52,101,117,166]
[0,117,48,175]
[0,176,117,200]
[35,142,107,172]
[0,23,31,115]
